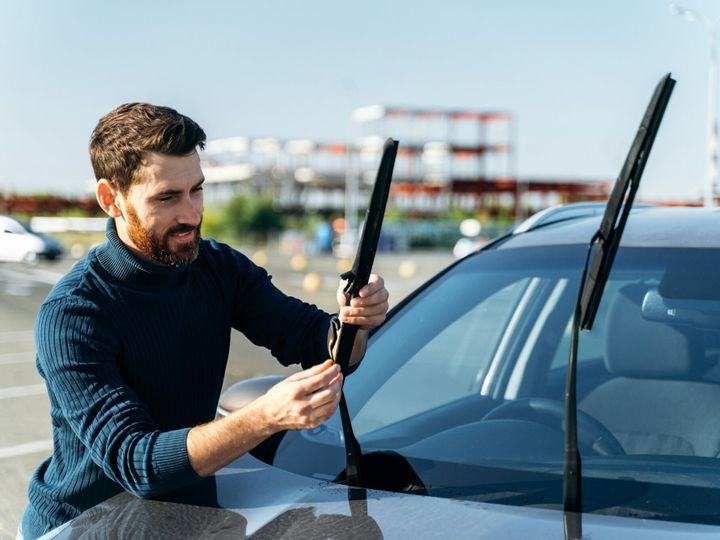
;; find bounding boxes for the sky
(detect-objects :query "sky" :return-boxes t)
[1,0,719,202]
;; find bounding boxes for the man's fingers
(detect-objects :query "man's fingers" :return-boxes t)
[286,359,335,382]
[344,273,387,304]
[308,383,342,408]
[309,398,341,425]
[327,371,343,387]
[339,302,388,328]
[294,364,342,395]
[341,302,387,315]
[339,311,386,328]
[350,289,389,308]
[358,275,384,298]
[341,316,386,328]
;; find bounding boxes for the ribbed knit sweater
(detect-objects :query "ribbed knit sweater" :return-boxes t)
[21,220,332,539]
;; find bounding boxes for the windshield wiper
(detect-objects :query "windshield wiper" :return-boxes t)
[335,138,399,489]
[562,73,675,540]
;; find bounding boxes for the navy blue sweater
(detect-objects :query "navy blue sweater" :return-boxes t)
[22,220,332,539]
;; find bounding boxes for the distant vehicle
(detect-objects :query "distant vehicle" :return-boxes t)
[0,215,64,264]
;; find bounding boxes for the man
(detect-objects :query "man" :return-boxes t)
[20,103,389,539]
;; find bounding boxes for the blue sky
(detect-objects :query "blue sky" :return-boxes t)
[0,0,718,201]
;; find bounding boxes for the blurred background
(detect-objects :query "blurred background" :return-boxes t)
[2,0,720,536]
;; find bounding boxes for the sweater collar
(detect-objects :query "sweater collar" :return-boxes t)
[95,218,188,290]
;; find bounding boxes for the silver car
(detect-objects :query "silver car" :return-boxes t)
[56,204,720,539]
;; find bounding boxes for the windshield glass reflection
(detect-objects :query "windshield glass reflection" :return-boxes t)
[270,245,720,525]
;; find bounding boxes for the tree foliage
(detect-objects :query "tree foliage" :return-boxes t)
[221,194,285,243]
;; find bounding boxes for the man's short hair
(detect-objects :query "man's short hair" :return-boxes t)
[89,103,206,194]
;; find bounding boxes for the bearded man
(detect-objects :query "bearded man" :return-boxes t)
[20,103,389,539]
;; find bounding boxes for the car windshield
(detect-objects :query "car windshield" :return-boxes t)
[264,243,720,526]
[2,217,32,234]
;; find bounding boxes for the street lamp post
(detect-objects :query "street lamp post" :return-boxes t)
[670,3,720,207]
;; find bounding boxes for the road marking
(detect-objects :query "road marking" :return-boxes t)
[0,267,62,286]
[0,439,53,459]
[0,384,45,399]
[0,352,35,365]
[29,268,64,285]
[0,330,34,343]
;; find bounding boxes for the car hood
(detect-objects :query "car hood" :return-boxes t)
[54,453,720,539]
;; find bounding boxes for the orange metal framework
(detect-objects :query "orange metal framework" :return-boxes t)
[350,105,617,216]
[197,105,616,216]
[352,104,521,214]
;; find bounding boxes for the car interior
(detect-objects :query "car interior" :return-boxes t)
[580,283,720,458]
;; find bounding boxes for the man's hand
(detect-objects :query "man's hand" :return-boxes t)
[187,360,342,477]
[336,274,389,330]
[256,360,343,431]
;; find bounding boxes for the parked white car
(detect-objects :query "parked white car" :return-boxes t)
[0,215,64,264]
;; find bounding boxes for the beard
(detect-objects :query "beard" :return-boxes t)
[125,204,202,266]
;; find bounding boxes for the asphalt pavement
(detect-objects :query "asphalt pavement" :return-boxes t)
[0,246,454,538]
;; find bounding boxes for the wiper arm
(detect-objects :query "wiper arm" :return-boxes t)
[334,138,399,489]
[563,74,675,540]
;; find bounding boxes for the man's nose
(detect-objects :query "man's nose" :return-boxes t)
[178,193,203,225]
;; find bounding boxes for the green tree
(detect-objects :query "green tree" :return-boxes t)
[222,194,284,244]
[199,207,226,240]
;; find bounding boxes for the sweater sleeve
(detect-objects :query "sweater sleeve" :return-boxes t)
[229,252,333,369]
[36,298,202,499]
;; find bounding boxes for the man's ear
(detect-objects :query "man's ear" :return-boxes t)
[96,179,124,218]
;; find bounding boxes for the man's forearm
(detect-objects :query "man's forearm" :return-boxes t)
[186,400,273,477]
[186,360,342,478]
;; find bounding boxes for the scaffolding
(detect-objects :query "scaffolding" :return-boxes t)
[348,105,607,220]
[200,106,608,220]
[201,137,351,213]
[348,105,516,218]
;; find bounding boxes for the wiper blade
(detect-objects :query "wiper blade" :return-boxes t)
[563,73,675,540]
[579,74,675,330]
[335,138,399,488]
[336,138,399,371]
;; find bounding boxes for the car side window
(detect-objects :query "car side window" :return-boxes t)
[352,278,530,436]
[2,220,25,234]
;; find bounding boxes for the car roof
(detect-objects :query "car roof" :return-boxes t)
[497,206,720,250]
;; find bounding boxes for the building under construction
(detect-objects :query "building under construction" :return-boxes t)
[198,104,610,220]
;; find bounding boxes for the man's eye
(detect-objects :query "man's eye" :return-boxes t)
[193,186,204,192]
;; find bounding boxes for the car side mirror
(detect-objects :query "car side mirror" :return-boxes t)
[216,375,286,418]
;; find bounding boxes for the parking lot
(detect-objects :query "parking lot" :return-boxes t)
[0,247,453,538]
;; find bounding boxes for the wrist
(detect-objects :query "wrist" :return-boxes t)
[235,396,278,439]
